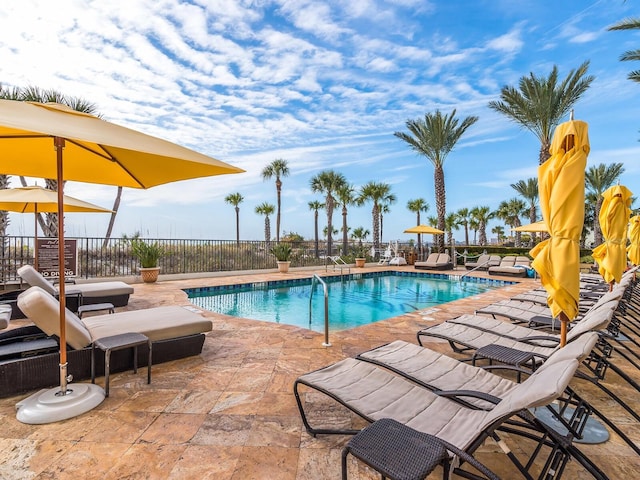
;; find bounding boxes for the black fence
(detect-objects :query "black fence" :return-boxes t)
[0,236,400,284]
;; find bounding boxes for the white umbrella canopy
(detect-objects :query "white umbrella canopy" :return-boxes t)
[0,100,244,423]
[0,185,112,270]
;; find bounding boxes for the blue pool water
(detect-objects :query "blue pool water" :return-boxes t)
[185,272,510,333]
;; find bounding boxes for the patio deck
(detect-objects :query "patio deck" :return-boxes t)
[1,265,639,479]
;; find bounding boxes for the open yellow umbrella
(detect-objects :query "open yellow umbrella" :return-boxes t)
[627,215,640,266]
[404,224,444,234]
[511,221,548,233]
[0,186,112,270]
[0,100,244,423]
[530,118,589,347]
[592,184,632,285]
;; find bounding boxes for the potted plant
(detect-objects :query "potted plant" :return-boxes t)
[354,245,368,268]
[270,243,292,273]
[129,236,164,283]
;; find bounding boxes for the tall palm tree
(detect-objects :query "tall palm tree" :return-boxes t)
[469,217,480,245]
[379,193,397,243]
[357,181,394,255]
[470,206,494,246]
[308,200,324,258]
[492,225,505,244]
[582,192,598,248]
[455,207,471,246]
[511,178,539,242]
[608,18,640,84]
[426,215,439,250]
[336,184,356,256]
[351,227,370,252]
[395,110,478,250]
[255,202,275,245]
[261,158,290,243]
[488,62,594,165]
[495,198,527,247]
[585,162,625,245]
[310,170,347,258]
[224,192,244,245]
[407,198,430,254]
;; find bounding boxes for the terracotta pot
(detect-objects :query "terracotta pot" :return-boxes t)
[277,261,291,273]
[355,258,366,268]
[140,267,160,283]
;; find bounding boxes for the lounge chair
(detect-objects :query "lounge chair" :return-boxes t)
[488,255,531,277]
[294,357,607,479]
[18,265,134,310]
[0,286,212,397]
[414,253,452,270]
[464,253,491,270]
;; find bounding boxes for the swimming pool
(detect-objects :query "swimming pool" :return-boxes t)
[185,272,511,333]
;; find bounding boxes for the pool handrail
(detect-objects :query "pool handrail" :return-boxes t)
[310,274,331,347]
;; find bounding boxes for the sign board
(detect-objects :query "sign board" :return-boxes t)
[36,239,78,278]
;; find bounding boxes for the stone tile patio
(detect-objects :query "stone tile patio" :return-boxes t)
[1,265,639,479]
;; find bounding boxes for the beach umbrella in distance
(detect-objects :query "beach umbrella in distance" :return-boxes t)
[592,184,632,287]
[0,186,112,270]
[0,100,244,424]
[403,224,445,234]
[627,215,640,266]
[530,116,589,347]
[511,221,548,233]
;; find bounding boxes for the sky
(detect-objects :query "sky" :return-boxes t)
[1,0,640,243]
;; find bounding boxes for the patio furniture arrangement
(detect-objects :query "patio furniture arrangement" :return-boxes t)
[488,255,532,277]
[17,265,134,310]
[414,253,452,270]
[0,286,212,397]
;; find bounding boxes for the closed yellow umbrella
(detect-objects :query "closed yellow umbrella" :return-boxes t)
[0,100,244,424]
[592,185,632,284]
[530,119,589,347]
[627,215,640,266]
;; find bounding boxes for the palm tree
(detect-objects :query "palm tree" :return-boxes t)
[444,212,460,249]
[585,162,625,245]
[336,184,356,256]
[262,158,290,243]
[395,110,478,250]
[495,198,527,246]
[609,18,640,84]
[308,200,324,258]
[511,178,539,242]
[351,227,370,253]
[455,207,471,246]
[469,218,480,245]
[407,198,430,254]
[357,181,395,255]
[379,193,397,243]
[488,62,594,165]
[310,170,347,258]
[492,225,505,244]
[224,192,244,245]
[582,192,598,247]
[255,202,275,245]
[426,215,439,251]
[470,206,494,246]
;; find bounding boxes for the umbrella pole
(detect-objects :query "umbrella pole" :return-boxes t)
[55,137,69,395]
[559,312,569,347]
[33,207,38,271]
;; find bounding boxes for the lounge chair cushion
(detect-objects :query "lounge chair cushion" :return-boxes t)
[465,254,491,270]
[488,256,530,277]
[17,286,212,350]
[0,304,11,329]
[17,265,134,301]
[415,253,451,270]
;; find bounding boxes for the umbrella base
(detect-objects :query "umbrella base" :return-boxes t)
[533,405,610,444]
[16,383,105,424]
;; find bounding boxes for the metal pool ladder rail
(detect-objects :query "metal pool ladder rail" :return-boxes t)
[310,274,331,347]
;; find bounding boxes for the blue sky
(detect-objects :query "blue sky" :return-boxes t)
[1,0,640,242]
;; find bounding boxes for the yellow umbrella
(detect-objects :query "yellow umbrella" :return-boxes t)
[511,221,548,233]
[530,119,589,347]
[403,224,445,234]
[0,100,244,423]
[627,215,640,266]
[0,186,112,270]
[592,184,632,285]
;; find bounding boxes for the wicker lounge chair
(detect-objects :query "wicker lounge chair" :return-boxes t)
[295,357,607,479]
[0,286,212,397]
[414,253,452,270]
[17,265,134,310]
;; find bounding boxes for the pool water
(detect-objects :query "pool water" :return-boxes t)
[185,272,509,333]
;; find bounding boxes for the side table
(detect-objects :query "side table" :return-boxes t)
[472,343,537,381]
[91,332,152,397]
[78,302,115,318]
[342,418,499,480]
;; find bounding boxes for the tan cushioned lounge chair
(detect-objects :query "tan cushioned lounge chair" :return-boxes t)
[488,255,530,277]
[17,286,212,349]
[415,253,452,270]
[18,265,134,308]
